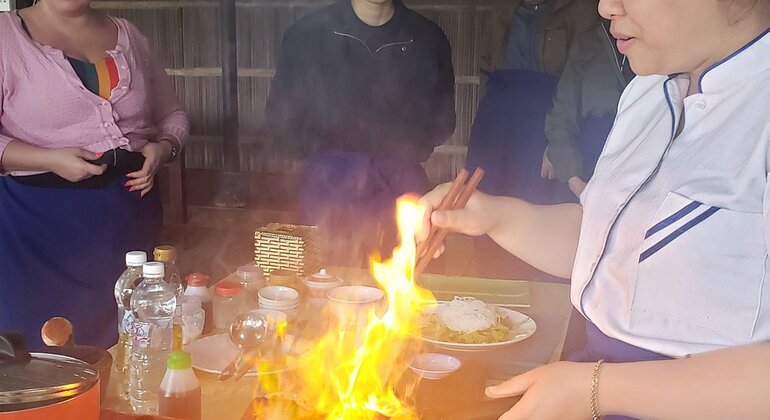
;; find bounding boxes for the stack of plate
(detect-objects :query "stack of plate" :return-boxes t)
[258,286,300,312]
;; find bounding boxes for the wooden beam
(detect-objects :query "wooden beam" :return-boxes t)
[166,68,480,84]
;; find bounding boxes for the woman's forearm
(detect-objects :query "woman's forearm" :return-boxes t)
[0,140,54,173]
[601,343,770,419]
[485,195,582,279]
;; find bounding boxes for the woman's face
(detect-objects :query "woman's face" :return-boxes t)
[598,0,735,76]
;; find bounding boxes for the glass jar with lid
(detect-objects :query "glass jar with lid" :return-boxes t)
[212,281,244,330]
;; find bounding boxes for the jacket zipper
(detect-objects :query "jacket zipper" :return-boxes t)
[333,31,413,55]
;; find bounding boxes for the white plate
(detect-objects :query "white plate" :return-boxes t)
[419,306,536,352]
[186,333,290,376]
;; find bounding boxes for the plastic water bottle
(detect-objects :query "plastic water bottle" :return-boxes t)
[153,245,183,297]
[114,251,147,398]
[129,262,177,414]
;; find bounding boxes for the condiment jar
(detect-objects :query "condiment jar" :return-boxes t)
[184,273,213,333]
[236,264,266,310]
[268,269,298,288]
[212,281,244,330]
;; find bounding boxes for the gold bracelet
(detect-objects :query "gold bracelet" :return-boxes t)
[590,359,604,420]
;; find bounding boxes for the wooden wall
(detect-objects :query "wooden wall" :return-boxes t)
[92,0,492,184]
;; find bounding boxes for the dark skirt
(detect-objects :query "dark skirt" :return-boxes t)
[0,175,161,350]
[566,319,672,420]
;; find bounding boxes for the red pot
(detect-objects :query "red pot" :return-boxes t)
[0,353,100,420]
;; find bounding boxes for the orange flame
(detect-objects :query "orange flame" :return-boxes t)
[265,195,436,419]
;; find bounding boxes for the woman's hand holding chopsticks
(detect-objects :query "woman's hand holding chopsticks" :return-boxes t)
[416,166,583,279]
[414,168,487,276]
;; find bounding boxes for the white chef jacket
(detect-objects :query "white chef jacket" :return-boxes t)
[572,29,770,357]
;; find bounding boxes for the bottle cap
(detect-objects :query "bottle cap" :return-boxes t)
[185,273,210,287]
[142,262,165,278]
[166,351,192,370]
[125,251,147,267]
[215,281,242,297]
[153,245,177,263]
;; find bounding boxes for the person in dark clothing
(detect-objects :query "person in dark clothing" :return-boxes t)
[265,0,456,266]
[481,0,599,79]
[541,19,635,199]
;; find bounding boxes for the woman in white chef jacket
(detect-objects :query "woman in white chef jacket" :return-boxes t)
[421,0,770,418]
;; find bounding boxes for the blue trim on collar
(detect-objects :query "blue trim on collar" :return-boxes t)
[698,28,770,94]
[663,75,679,138]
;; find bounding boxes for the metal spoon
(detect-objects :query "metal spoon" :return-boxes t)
[218,312,272,381]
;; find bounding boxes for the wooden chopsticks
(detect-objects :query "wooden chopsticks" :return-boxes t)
[414,167,485,278]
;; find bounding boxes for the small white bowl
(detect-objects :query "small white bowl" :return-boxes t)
[326,285,384,304]
[258,286,300,304]
[326,286,385,327]
[408,353,461,380]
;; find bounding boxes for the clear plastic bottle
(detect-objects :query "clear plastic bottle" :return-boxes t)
[129,262,177,414]
[114,251,148,399]
[184,273,213,334]
[153,245,183,297]
[159,351,201,420]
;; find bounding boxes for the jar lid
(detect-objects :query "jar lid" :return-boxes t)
[185,272,210,287]
[153,245,177,262]
[215,281,243,297]
[310,268,336,282]
[0,353,99,406]
[236,264,265,281]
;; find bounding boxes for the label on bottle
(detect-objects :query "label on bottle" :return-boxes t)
[120,310,135,335]
[131,320,172,349]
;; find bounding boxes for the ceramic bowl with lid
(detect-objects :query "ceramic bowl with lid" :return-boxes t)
[301,268,343,298]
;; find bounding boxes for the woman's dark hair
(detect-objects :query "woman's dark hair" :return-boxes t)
[16,0,35,9]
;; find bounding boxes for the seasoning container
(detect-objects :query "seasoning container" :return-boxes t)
[236,264,266,310]
[159,351,201,420]
[268,269,298,288]
[177,296,205,345]
[184,273,213,333]
[213,281,244,330]
[301,268,343,299]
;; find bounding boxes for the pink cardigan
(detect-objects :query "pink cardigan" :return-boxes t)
[0,12,189,175]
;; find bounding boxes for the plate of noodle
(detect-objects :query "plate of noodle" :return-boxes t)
[419,297,536,351]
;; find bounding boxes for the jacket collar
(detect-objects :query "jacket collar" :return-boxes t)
[697,28,770,94]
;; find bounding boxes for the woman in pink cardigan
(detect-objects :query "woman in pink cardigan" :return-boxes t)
[0,0,189,349]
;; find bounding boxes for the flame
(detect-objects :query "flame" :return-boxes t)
[255,196,436,419]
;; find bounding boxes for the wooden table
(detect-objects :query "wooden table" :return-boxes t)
[103,272,571,420]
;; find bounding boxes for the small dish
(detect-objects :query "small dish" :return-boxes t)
[258,286,300,304]
[408,353,461,380]
[326,286,385,326]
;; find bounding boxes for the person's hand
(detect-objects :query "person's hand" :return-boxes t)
[568,176,587,198]
[46,148,107,182]
[417,183,497,258]
[125,140,172,197]
[541,151,555,179]
[486,361,595,420]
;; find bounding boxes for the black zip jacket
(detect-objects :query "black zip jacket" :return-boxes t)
[265,0,456,164]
